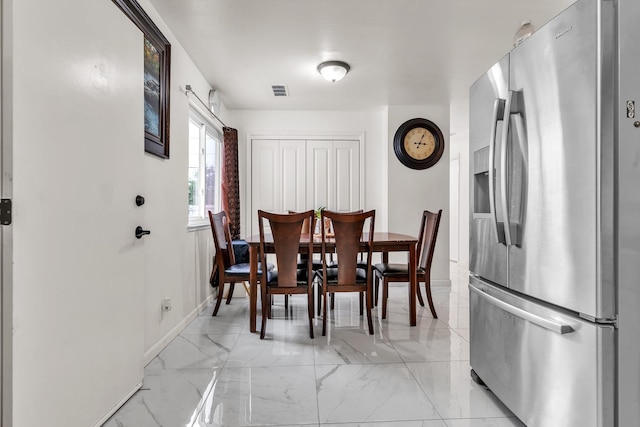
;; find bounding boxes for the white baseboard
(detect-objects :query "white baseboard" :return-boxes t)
[143,293,214,366]
[94,381,142,427]
[432,279,452,287]
[387,279,451,288]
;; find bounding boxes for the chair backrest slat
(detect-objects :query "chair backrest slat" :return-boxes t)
[258,210,315,288]
[321,209,375,286]
[209,211,235,268]
[417,209,442,272]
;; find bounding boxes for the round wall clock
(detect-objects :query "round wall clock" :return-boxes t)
[393,118,445,170]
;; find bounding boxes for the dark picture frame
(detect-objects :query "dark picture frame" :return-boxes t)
[112,0,171,159]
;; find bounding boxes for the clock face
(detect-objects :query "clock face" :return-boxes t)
[403,127,436,160]
[393,118,444,170]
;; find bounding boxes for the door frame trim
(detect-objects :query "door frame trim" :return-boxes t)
[1,0,14,424]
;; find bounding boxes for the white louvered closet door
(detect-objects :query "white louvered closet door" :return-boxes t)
[306,140,360,212]
[250,139,305,235]
[251,138,360,236]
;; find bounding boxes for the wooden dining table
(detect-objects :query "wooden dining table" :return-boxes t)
[245,232,419,333]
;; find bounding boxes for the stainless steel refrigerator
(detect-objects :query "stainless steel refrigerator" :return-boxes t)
[468,0,640,425]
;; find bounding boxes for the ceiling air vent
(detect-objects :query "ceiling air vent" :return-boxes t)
[271,85,288,97]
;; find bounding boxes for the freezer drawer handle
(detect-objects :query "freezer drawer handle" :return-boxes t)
[470,284,574,335]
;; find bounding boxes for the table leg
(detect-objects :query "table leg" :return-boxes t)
[409,244,417,326]
[249,245,258,333]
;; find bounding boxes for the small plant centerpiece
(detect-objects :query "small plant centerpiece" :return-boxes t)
[314,207,334,237]
[312,207,324,236]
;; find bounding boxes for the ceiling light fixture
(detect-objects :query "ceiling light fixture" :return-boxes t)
[317,60,350,83]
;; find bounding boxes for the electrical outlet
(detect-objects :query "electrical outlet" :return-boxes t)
[162,298,172,312]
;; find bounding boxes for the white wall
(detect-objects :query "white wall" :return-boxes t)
[450,104,470,270]
[11,0,217,425]
[134,0,217,362]
[387,106,450,284]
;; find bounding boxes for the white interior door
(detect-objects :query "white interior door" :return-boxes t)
[333,140,360,212]
[307,139,360,212]
[306,140,333,210]
[251,139,280,235]
[10,4,146,424]
[279,140,306,213]
[250,139,306,235]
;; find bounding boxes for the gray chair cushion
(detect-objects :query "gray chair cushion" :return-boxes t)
[225,262,274,277]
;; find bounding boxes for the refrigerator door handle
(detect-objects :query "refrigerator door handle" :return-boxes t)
[511,111,527,246]
[489,97,506,244]
[470,283,574,334]
[500,91,513,246]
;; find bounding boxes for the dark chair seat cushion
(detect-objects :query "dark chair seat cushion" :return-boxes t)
[373,263,425,278]
[297,252,323,271]
[320,267,368,284]
[225,262,274,277]
[297,260,324,270]
[266,269,313,286]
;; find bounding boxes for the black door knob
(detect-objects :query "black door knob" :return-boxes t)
[135,226,151,239]
[135,195,145,206]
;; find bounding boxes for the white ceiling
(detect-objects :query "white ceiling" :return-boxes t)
[148,0,575,127]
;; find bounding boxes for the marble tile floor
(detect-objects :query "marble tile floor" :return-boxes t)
[104,264,524,427]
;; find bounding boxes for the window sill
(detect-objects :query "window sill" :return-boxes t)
[187,221,210,232]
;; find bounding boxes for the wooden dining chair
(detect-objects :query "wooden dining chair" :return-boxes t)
[318,209,376,336]
[258,210,316,339]
[373,209,442,319]
[209,210,273,316]
[322,210,365,315]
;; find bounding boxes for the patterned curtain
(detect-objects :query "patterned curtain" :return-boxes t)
[222,127,241,239]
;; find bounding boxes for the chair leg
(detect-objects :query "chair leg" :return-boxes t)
[212,282,225,316]
[374,274,379,307]
[260,288,268,339]
[425,279,438,318]
[316,282,322,315]
[330,292,335,310]
[285,294,289,310]
[209,263,218,286]
[359,292,364,316]
[307,289,314,339]
[226,282,235,305]
[241,281,251,296]
[322,287,328,336]
[366,287,374,335]
[382,279,389,319]
[416,280,425,307]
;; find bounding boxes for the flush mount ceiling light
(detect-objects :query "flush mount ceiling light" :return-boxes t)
[317,60,350,83]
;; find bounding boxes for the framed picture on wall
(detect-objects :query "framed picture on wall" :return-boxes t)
[112,0,171,159]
